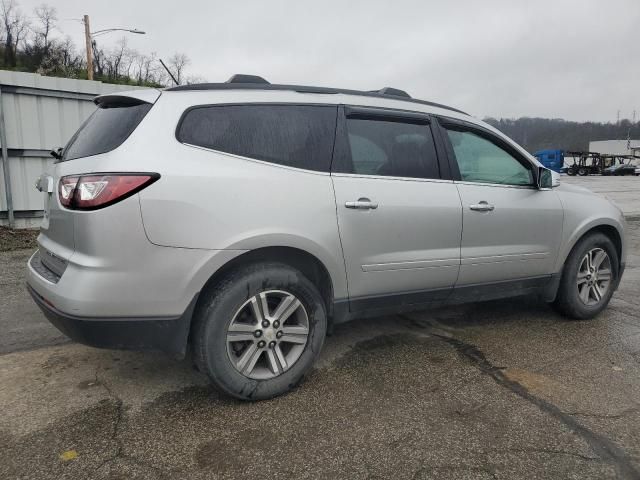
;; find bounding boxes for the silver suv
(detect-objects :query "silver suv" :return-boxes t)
[27,75,627,400]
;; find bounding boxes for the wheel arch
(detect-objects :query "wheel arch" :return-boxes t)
[188,246,340,344]
[545,221,623,304]
[559,221,624,273]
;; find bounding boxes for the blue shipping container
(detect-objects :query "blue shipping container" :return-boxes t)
[534,149,564,172]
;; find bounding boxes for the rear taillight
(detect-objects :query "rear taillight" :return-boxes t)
[59,175,79,208]
[58,173,159,210]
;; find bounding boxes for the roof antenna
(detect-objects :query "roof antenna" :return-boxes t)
[159,58,179,85]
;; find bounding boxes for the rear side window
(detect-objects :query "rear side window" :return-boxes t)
[177,105,337,172]
[343,118,440,179]
[62,102,152,162]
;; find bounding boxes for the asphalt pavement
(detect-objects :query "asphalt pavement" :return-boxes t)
[1,176,639,479]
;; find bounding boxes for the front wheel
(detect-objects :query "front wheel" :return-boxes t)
[553,233,619,319]
[192,262,327,400]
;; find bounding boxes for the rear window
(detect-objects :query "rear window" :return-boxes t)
[176,105,337,172]
[61,102,152,162]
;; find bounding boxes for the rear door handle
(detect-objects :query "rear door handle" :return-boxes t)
[345,198,378,210]
[469,201,495,212]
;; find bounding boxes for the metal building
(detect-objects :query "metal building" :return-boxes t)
[0,71,148,228]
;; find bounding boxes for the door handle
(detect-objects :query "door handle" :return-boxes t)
[345,198,378,210]
[469,201,495,212]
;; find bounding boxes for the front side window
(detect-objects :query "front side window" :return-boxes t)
[344,118,439,179]
[177,105,337,172]
[445,128,533,186]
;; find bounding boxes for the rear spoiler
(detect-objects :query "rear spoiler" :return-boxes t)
[94,88,161,107]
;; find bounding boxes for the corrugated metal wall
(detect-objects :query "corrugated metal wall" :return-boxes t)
[0,71,150,226]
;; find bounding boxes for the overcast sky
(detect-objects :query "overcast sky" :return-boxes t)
[17,0,640,122]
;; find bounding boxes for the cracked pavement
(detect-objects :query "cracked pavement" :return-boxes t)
[2,219,640,478]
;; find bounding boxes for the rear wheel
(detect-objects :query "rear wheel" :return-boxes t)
[567,166,577,176]
[577,167,588,176]
[192,262,327,400]
[553,233,619,319]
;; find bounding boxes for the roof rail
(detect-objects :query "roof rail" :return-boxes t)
[376,87,411,98]
[226,74,270,84]
[165,77,467,115]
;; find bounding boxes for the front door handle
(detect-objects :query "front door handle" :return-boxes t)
[345,198,378,210]
[469,201,495,212]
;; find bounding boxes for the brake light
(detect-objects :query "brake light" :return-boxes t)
[59,176,79,207]
[58,173,159,210]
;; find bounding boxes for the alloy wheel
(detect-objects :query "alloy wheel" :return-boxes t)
[226,290,310,380]
[576,248,612,306]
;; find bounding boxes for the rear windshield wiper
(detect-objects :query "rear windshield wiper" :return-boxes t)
[50,147,63,160]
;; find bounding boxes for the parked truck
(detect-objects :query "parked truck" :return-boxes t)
[534,149,635,176]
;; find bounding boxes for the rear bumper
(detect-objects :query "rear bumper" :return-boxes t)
[27,283,197,357]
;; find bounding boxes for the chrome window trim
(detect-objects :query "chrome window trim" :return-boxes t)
[331,171,454,184]
[454,180,537,190]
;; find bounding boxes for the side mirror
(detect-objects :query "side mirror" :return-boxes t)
[537,167,554,189]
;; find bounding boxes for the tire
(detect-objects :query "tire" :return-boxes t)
[553,233,619,320]
[192,262,327,400]
[567,167,577,176]
[577,167,588,176]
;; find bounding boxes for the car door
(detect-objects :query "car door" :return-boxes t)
[438,118,563,287]
[331,106,462,312]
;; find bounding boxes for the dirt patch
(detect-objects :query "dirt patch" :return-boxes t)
[0,226,38,252]
[503,368,562,395]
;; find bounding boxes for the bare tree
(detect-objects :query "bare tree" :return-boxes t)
[1,0,18,66]
[91,38,108,78]
[0,1,197,86]
[130,50,144,83]
[0,0,30,66]
[142,51,159,84]
[0,0,15,41]
[168,52,190,84]
[130,51,160,85]
[38,35,82,77]
[33,3,57,52]
[57,36,81,71]
[12,8,28,51]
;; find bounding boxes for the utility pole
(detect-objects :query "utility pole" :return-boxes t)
[84,15,93,81]
[82,18,145,81]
